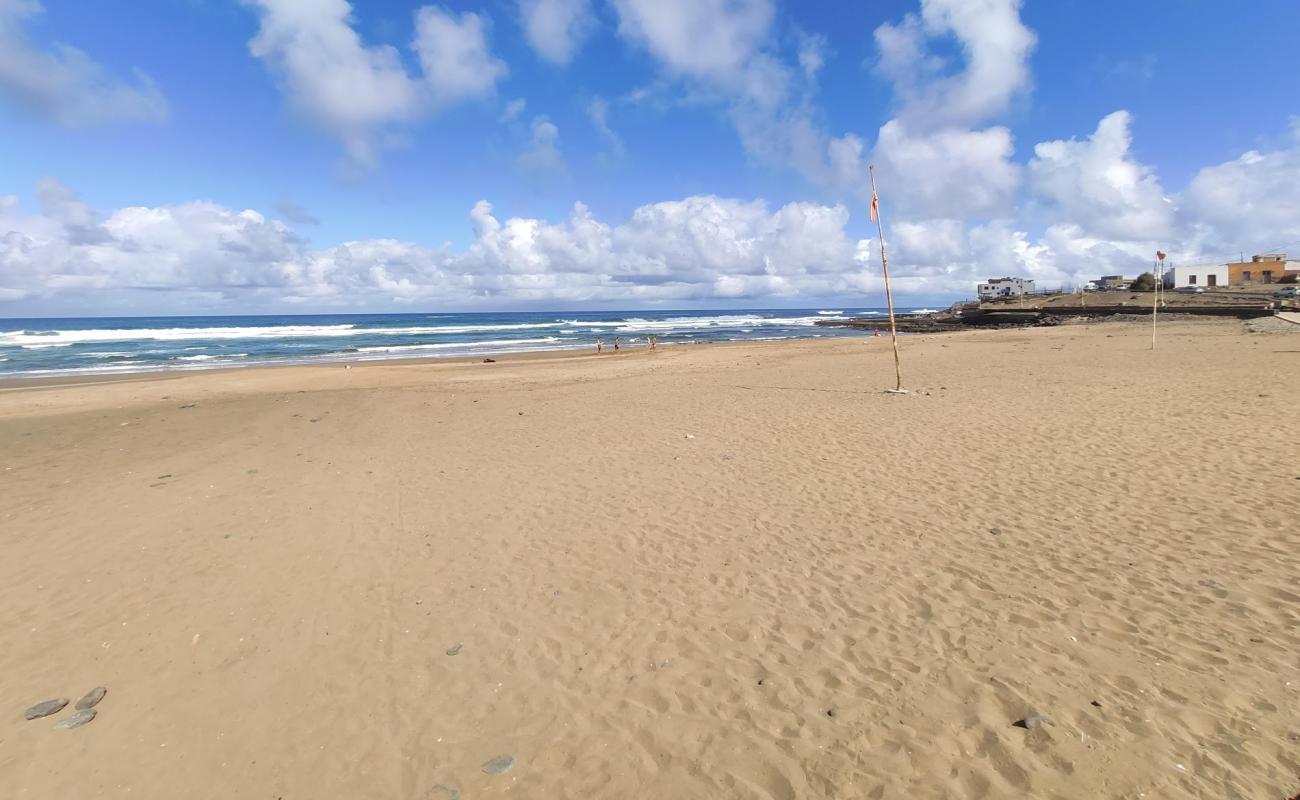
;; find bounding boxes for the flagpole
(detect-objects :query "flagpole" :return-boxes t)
[1151,253,1164,350]
[869,165,905,393]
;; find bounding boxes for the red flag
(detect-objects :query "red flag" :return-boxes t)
[1156,250,1166,261]
[870,190,879,223]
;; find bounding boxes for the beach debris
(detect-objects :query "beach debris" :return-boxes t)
[53,709,96,730]
[482,358,496,363]
[1090,700,1102,708]
[481,754,515,775]
[445,643,463,656]
[989,528,1002,535]
[826,708,837,718]
[179,403,198,409]
[75,687,107,710]
[24,698,68,720]
[429,784,461,799]
[1013,714,1054,730]
[684,434,694,439]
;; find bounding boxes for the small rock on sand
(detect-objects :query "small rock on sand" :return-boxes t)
[1013,714,1054,730]
[481,754,515,775]
[445,643,463,656]
[429,784,460,799]
[75,687,107,710]
[24,698,68,720]
[53,709,96,730]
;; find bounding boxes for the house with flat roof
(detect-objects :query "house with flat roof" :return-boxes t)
[1163,264,1227,289]
[1095,275,1131,291]
[977,277,1035,300]
[1225,253,1300,284]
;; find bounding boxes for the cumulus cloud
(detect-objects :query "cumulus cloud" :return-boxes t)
[0,0,168,126]
[867,0,1034,218]
[0,179,882,310]
[245,0,505,167]
[1029,110,1173,241]
[873,0,1035,130]
[1181,119,1300,254]
[520,0,594,64]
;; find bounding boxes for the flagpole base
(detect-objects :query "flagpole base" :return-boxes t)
[885,388,909,394]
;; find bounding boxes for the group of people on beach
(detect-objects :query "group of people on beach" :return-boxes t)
[595,335,657,353]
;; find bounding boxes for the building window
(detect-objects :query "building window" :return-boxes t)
[1243,270,1252,281]
[1263,270,1274,282]
[1189,275,1197,284]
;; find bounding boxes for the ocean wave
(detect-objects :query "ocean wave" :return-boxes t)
[0,321,564,346]
[355,337,563,353]
[174,353,249,361]
[817,310,843,315]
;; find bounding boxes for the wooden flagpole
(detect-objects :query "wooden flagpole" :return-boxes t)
[869,165,905,393]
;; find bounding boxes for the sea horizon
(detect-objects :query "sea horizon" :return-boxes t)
[0,306,946,379]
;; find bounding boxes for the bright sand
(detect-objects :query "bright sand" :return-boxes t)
[1,319,1297,799]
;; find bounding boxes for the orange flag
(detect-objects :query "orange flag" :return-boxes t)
[870,190,879,223]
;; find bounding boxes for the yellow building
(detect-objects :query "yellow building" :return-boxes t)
[1225,253,1300,284]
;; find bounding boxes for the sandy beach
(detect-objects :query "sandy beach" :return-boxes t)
[1,318,1297,799]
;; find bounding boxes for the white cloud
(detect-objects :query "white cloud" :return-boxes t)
[1,179,883,310]
[0,0,167,126]
[500,97,526,122]
[795,32,828,79]
[1180,119,1300,254]
[1029,110,1173,241]
[412,6,507,105]
[611,0,866,192]
[872,121,1019,218]
[866,0,1034,219]
[245,0,505,168]
[517,115,565,175]
[520,0,594,64]
[587,97,625,163]
[872,0,1035,130]
[612,0,774,84]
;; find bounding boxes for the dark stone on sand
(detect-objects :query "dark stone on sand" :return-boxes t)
[482,358,496,363]
[989,528,1002,535]
[1013,714,1053,730]
[24,698,68,720]
[53,708,96,730]
[445,643,463,656]
[826,708,837,718]
[1090,700,1102,708]
[481,754,515,775]
[76,687,107,710]
[429,784,461,799]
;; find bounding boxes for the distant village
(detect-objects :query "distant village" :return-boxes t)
[977,253,1300,300]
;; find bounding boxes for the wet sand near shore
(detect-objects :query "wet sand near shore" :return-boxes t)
[1,319,1297,799]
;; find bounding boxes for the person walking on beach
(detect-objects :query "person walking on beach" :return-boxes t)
[596,337,603,353]
[649,335,657,350]
[613,337,621,352]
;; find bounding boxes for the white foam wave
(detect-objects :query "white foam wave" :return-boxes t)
[356,337,562,353]
[817,310,843,315]
[0,321,564,346]
[175,354,248,361]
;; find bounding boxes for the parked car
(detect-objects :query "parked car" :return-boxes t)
[1273,286,1300,298]
[1175,286,1205,294]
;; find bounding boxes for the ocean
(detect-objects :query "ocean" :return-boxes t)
[0,307,940,379]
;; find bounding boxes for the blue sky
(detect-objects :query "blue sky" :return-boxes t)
[2,0,1298,315]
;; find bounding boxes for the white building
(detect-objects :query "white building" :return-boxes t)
[977,277,1036,300]
[1163,264,1228,290]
